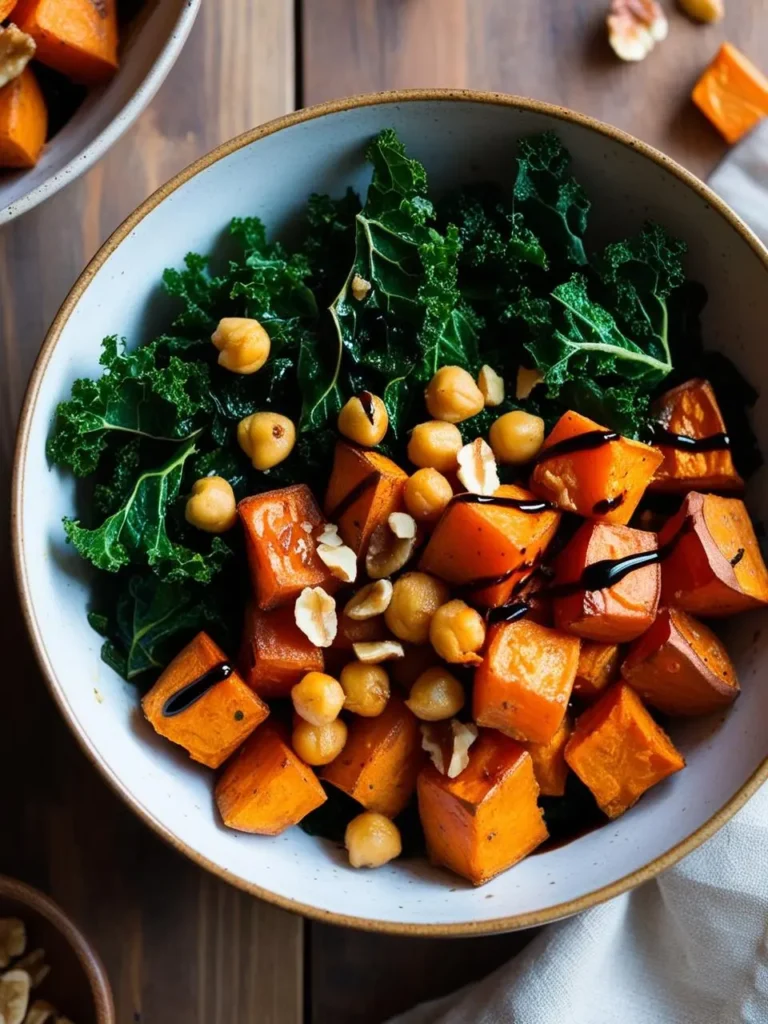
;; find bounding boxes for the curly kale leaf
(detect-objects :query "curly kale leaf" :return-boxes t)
[63,438,229,583]
[46,335,212,477]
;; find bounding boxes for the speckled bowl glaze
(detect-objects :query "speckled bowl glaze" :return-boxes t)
[13,92,768,935]
[0,876,114,1022]
[0,0,199,223]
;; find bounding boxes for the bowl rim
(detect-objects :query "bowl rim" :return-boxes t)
[0,875,115,1021]
[12,88,768,936]
[0,0,201,225]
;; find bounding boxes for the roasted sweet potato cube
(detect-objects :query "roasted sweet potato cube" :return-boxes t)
[565,682,685,819]
[522,715,572,797]
[473,619,580,744]
[321,696,421,817]
[0,67,46,169]
[660,492,768,617]
[419,484,561,608]
[215,722,326,835]
[239,484,338,610]
[142,632,269,769]
[530,411,662,525]
[573,641,622,701]
[623,607,739,716]
[650,379,743,494]
[418,730,548,885]
[324,442,408,554]
[239,602,324,699]
[0,1,18,19]
[692,43,768,145]
[15,0,119,84]
[553,521,660,643]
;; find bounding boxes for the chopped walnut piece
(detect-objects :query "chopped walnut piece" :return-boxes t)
[477,365,505,407]
[351,274,372,301]
[607,0,668,62]
[0,969,30,1024]
[456,438,499,496]
[316,523,343,548]
[387,512,416,540]
[22,1001,57,1024]
[0,26,35,91]
[420,720,479,778]
[365,523,416,579]
[316,542,357,583]
[294,587,337,647]
[344,579,394,620]
[0,921,25,971]
[352,640,405,663]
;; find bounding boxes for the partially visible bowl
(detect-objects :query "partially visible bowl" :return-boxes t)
[0,876,114,1022]
[0,0,200,224]
[13,91,768,935]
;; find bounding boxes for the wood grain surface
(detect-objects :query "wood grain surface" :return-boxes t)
[3,1,767,1021]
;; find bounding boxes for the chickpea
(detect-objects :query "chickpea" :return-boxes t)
[291,671,345,726]
[238,411,296,470]
[384,572,450,645]
[404,468,453,524]
[424,366,485,423]
[211,317,271,374]
[489,410,545,465]
[338,391,389,446]
[405,666,466,721]
[293,718,348,767]
[340,661,390,717]
[184,476,237,533]
[429,600,486,665]
[345,812,402,868]
[407,420,463,473]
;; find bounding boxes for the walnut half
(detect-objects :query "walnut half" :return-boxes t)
[421,720,479,779]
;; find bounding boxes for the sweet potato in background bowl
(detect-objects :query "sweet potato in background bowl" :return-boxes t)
[13,92,768,934]
[0,0,199,223]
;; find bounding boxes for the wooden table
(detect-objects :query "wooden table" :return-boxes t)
[2,1,765,1020]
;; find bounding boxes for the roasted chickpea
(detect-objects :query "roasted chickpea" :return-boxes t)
[340,661,390,717]
[211,317,271,374]
[292,719,348,766]
[489,410,545,465]
[404,468,453,524]
[424,366,485,423]
[429,600,486,665]
[345,812,402,868]
[291,671,345,726]
[338,391,389,446]
[384,572,450,645]
[184,476,237,533]
[238,411,296,470]
[405,666,466,721]
[407,420,463,473]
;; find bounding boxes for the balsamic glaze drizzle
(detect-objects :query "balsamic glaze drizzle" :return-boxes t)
[451,493,555,514]
[535,430,620,462]
[651,424,731,453]
[162,662,233,717]
[327,471,378,522]
[592,494,625,516]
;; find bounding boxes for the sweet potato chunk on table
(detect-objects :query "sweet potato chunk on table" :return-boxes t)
[418,729,548,885]
[650,379,743,494]
[473,618,580,745]
[522,715,572,797]
[573,641,621,701]
[324,441,407,555]
[419,484,560,607]
[660,491,768,617]
[623,607,739,716]
[15,0,119,85]
[216,722,326,835]
[239,602,324,699]
[692,42,768,145]
[142,632,269,769]
[530,410,662,525]
[553,521,660,643]
[565,682,685,819]
[321,696,422,817]
[239,484,338,610]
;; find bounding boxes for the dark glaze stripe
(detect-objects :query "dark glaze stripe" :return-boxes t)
[486,601,531,626]
[359,390,376,425]
[652,424,731,453]
[451,493,556,514]
[535,430,620,462]
[327,471,378,522]
[592,494,625,516]
[162,662,233,717]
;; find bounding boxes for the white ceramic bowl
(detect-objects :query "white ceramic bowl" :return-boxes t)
[13,92,768,935]
[0,0,199,223]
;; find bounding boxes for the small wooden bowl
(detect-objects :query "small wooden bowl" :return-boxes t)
[0,877,114,1023]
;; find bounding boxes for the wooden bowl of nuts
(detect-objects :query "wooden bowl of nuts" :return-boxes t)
[0,877,114,1024]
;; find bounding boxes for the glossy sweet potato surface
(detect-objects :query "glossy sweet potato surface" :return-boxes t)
[15,0,119,84]
[573,641,622,701]
[0,66,46,168]
[142,632,269,769]
[324,442,407,554]
[239,602,324,699]
[523,715,572,797]
[418,729,548,885]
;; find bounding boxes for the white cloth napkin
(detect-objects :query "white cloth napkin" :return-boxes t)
[390,119,768,1024]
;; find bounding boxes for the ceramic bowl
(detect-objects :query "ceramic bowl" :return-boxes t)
[13,91,768,935]
[0,876,114,1022]
[0,0,200,224]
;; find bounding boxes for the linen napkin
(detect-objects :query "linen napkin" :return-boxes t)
[390,118,768,1024]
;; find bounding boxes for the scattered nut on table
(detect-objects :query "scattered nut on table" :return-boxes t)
[678,0,724,22]
[607,0,668,62]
